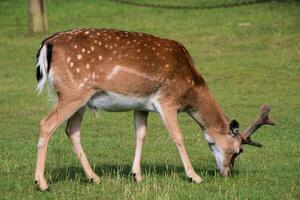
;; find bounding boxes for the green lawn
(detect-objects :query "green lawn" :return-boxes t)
[0,0,299,199]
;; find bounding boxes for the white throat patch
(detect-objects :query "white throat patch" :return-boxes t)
[204,132,225,172]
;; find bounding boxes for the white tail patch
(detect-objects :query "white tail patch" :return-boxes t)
[36,45,48,95]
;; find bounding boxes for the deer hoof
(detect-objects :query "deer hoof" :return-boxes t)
[90,175,100,184]
[132,173,143,183]
[190,175,203,183]
[36,180,49,191]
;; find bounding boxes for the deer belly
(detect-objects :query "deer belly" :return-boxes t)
[87,91,156,112]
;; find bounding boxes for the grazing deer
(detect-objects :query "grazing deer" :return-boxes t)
[34,28,275,191]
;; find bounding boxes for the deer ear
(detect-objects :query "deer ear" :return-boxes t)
[229,119,239,136]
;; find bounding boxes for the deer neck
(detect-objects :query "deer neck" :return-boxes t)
[190,86,229,135]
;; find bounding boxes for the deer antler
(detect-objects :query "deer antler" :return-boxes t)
[242,104,275,147]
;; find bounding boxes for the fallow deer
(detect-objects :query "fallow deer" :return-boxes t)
[34,28,275,191]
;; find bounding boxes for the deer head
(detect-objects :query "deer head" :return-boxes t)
[202,104,275,176]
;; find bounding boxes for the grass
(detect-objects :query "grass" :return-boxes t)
[0,0,299,199]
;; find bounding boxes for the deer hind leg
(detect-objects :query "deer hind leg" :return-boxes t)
[131,111,148,182]
[155,102,202,183]
[65,107,100,184]
[34,93,93,191]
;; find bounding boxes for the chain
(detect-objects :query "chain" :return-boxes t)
[108,0,274,10]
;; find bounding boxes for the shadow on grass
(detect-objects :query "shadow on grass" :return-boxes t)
[48,163,240,184]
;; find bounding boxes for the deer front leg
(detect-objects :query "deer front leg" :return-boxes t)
[131,111,148,182]
[65,107,100,184]
[157,104,202,183]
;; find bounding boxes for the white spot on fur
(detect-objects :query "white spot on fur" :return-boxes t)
[76,68,80,73]
[77,55,82,60]
[78,83,85,89]
[74,45,77,49]
[84,31,89,34]
[67,57,71,63]
[70,62,74,67]
[86,64,90,69]
[91,46,94,51]
[98,55,102,60]
[82,48,85,53]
